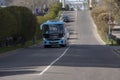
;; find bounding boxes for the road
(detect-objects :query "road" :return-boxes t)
[1,10,120,80]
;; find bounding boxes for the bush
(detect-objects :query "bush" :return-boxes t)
[65,5,70,11]
[44,11,56,19]
[5,6,37,41]
[36,16,46,24]
[0,6,37,47]
[5,6,22,36]
[50,3,62,15]
[0,8,17,41]
[18,7,37,40]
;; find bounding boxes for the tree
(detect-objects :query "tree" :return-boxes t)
[0,8,17,41]
[5,6,37,41]
[65,4,69,11]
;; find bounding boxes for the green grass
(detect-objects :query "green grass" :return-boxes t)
[0,39,42,54]
[56,11,63,19]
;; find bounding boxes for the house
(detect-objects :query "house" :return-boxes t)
[0,0,6,7]
[66,0,88,10]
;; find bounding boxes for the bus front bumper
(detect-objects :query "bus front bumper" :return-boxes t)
[43,39,66,46]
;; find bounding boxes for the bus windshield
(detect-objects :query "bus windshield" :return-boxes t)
[43,24,64,34]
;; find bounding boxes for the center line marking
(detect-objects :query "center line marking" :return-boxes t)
[39,47,70,76]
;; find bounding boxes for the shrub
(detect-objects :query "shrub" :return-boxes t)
[5,6,22,36]
[65,4,70,11]
[36,16,45,24]
[5,6,37,41]
[50,3,62,15]
[36,16,45,39]
[0,8,17,41]
[44,11,56,19]
[18,7,37,40]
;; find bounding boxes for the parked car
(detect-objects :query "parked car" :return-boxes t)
[61,15,70,22]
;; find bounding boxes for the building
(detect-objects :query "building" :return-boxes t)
[66,0,88,10]
[0,0,6,7]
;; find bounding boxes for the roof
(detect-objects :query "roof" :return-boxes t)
[43,20,64,25]
[113,26,120,29]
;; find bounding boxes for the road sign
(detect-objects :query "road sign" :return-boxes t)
[108,20,113,25]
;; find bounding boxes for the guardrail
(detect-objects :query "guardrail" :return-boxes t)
[111,26,120,44]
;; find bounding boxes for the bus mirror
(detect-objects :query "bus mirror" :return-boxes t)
[40,24,43,30]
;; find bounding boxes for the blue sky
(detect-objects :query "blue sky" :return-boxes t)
[66,0,87,1]
[66,0,77,1]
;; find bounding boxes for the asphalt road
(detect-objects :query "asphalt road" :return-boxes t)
[1,10,120,80]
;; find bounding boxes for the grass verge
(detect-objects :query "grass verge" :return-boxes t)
[56,11,63,19]
[0,39,42,54]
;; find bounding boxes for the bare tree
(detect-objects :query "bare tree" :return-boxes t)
[6,0,59,9]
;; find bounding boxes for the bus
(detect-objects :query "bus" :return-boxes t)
[40,20,69,48]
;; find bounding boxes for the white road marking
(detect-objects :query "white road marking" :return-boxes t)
[38,47,70,76]
[111,48,120,57]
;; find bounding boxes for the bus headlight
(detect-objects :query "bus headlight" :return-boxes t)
[61,37,65,40]
[43,38,46,40]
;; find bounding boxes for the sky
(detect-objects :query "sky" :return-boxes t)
[66,0,77,1]
[66,0,87,1]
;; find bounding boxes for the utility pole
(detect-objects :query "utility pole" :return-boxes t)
[32,0,35,14]
[107,0,114,45]
[32,0,36,44]
[60,0,62,3]
[108,0,112,39]
[89,0,92,10]
[63,0,65,9]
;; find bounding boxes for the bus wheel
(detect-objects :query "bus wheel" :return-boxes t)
[44,45,51,48]
[44,45,48,48]
[61,44,66,47]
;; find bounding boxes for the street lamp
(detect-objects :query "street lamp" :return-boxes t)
[63,0,65,9]
[108,0,112,39]
[32,0,36,44]
[32,0,35,14]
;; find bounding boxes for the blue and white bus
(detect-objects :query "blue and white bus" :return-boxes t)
[40,20,69,48]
